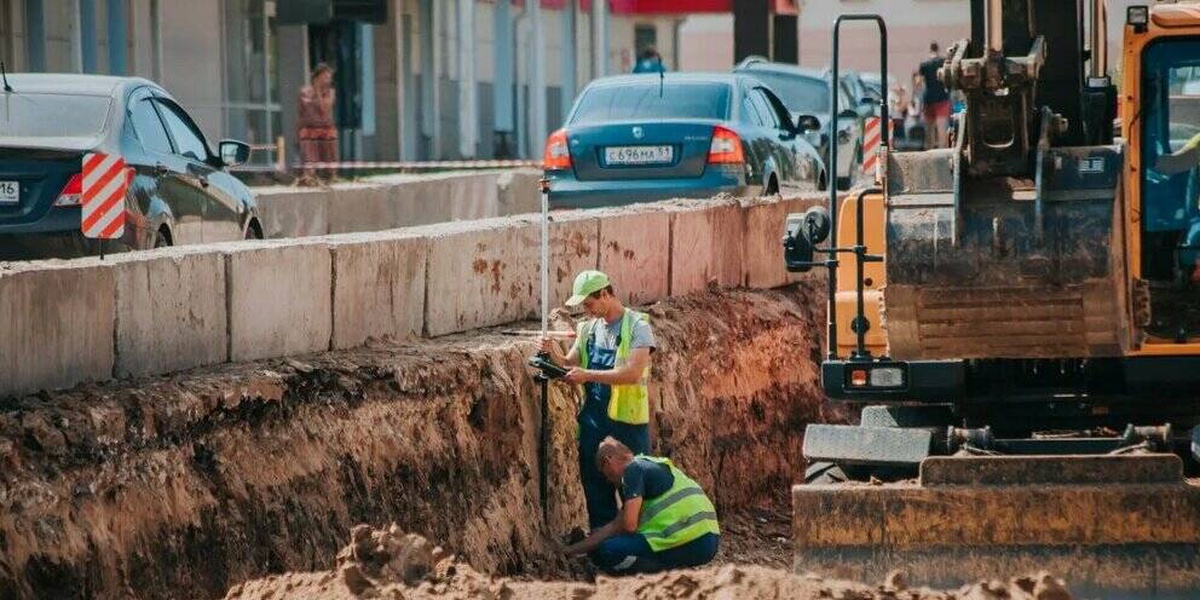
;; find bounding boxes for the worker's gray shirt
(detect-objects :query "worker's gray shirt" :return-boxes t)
[570,311,656,432]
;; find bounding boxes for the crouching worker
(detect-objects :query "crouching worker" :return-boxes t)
[563,437,720,574]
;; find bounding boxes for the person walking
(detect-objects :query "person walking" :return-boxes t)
[917,42,951,149]
[297,63,338,185]
[562,437,720,575]
[540,270,656,531]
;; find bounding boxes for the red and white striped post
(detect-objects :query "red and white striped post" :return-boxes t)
[81,152,131,258]
[860,116,893,186]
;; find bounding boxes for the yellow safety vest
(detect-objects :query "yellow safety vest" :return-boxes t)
[576,309,651,425]
[634,456,720,552]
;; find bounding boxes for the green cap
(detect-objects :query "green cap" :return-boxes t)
[565,270,611,306]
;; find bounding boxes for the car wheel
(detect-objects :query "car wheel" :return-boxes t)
[245,219,263,240]
[766,175,780,197]
[836,175,852,191]
[154,227,172,249]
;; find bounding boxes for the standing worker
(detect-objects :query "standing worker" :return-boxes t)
[540,270,656,531]
[916,42,951,149]
[562,437,720,574]
[297,63,338,185]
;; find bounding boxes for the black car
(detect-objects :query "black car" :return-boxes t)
[735,58,863,190]
[544,73,825,208]
[0,74,259,260]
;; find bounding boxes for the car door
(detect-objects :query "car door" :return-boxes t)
[153,96,243,243]
[735,87,770,188]
[758,87,820,192]
[125,87,204,245]
[749,88,803,193]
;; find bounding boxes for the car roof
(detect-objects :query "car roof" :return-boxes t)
[586,72,749,89]
[1,73,157,97]
[734,60,829,83]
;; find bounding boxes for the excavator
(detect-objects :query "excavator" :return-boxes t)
[783,1,1200,596]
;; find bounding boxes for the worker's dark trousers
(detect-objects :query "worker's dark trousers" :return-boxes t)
[590,532,720,575]
[579,418,649,530]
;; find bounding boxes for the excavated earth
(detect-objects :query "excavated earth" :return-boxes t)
[1,285,850,599]
[224,522,1074,600]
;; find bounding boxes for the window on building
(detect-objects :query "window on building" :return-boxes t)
[155,99,210,162]
[129,96,174,155]
[223,0,280,150]
[634,23,657,57]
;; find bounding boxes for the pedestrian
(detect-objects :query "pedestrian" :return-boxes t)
[562,437,720,574]
[632,45,667,74]
[297,63,338,185]
[917,42,951,149]
[539,270,655,531]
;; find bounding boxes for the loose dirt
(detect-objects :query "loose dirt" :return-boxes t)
[1,285,834,599]
[224,523,1074,600]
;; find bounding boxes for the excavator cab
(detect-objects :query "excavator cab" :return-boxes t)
[1139,39,1200,339]
[783,1,1200,596]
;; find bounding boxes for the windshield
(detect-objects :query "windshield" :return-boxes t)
[569,82,730,124]
[0,93,111,138]
[742,71,829,114]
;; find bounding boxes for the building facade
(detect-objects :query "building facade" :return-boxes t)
[0,0,694,165]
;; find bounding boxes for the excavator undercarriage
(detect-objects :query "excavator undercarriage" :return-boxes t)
[782,1,1200,596]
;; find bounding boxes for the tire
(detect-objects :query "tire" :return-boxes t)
[153,228,172,249]
[766,176,780,197]
[245,220,263,240]
[836,176,852,191]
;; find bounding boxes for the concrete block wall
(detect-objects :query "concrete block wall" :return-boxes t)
[0,193,829,398]
[111,248,227,378]
[254,169,543,240]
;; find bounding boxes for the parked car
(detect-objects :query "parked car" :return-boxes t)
[543,73,825,209]
[0,73,259,260]
[734,59,861,189]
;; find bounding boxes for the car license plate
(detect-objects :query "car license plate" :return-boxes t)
[0,181,16,205]
[605,145,673,166]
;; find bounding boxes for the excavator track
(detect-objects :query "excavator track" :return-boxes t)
[792,454,1200,597]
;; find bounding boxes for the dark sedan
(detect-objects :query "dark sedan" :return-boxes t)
[734,59,862,190]
[0,74,260,260]
[543,73,824,209]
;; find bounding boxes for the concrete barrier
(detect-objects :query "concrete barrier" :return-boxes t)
[253,186,330,238]
[330,232,428,349]
[224,240,333,362]
[0,193,835,396]
[667,198,745,296]
[422,213,599,337]
[597,208,671,306]
[111,248,228,378]
[254,170,542,240]
[0,260,114,397]
[496,169,542,216]
[741,195,826,289]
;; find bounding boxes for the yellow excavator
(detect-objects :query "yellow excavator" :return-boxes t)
[783,1,1200,596]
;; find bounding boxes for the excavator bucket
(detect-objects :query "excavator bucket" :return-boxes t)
[882,148,1129,360]
[792,454,1200,597]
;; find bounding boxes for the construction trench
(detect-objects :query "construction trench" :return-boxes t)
[0,197,1076,599]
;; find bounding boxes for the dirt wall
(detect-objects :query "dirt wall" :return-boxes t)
[0,285,826,599]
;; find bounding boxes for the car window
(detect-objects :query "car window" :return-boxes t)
[570,82,731,124]
[741,71,829,114]
[154,99,209,161]
[740,93,765,127]
[0,93,111,138]
[129,97,174,155]
[750,90,780,129]
[758,88,795,131]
